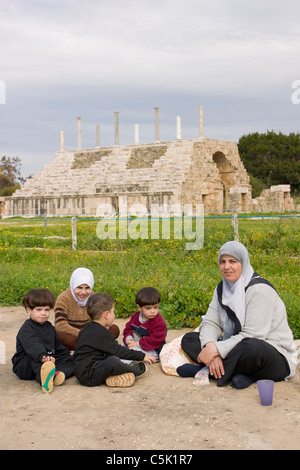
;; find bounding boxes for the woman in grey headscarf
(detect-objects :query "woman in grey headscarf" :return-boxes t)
[179,241,296,388]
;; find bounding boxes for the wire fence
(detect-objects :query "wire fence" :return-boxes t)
[0,210,299,250]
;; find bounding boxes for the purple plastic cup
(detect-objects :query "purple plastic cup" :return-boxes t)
[257,379,274,406]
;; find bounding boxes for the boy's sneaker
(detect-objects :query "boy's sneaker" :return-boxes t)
[54,371,65,386]
[106,372,135,387]
[41,362,56,394]
[131,362,147,378]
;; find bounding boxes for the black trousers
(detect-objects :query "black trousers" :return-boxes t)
[13,354,74,384]
[181,332,290,386]
[84,356,138,387]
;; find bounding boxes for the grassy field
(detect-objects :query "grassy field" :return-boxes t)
[0,214,299,337]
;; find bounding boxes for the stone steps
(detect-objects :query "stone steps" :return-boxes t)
[15,141,197,198]
[6,137,294,216]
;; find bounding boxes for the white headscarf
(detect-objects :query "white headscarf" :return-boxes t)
[70,267,94,306]
[218,241,254,329]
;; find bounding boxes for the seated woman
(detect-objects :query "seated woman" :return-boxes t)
[179,241,297,389]
[54,267,119,350]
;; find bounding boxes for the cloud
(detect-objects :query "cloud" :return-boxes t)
[1,0,300,177]
[2,0,299,93]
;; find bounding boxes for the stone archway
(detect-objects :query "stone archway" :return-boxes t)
[212,152,237,209]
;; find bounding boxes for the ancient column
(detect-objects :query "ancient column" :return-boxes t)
[77,116,82,150]
[134,124,139,145]
[154,107,160,142]
[114,112,120,146]
[96,124,100,147]
[199,105,204,139]
[60,130,64,151]
[176,116,182,140]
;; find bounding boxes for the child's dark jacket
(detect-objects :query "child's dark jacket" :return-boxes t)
[73,321,145,383]
[12,318,71,368]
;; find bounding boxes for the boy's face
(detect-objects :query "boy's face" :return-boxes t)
[138,304,159,321]
[106,305,115,326]
[26,306,51,324]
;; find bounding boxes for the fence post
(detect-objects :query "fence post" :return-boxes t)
[233,211,239,241]
[72,217,77,250]
[0,340,6,364]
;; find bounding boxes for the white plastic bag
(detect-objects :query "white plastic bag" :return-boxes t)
[159,334,197,376]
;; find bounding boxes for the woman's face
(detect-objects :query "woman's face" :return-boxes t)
[74,284,91,302]
[219,255,243,282]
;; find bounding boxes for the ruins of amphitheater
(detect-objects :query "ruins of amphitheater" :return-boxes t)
[2,107,295,217]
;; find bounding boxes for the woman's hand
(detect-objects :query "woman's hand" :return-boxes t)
[197,342,219,365]
[197,342,225,379]
[208,356,224,379]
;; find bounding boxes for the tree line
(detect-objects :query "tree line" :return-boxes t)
[0,156,25,196]
[238,131,300,197]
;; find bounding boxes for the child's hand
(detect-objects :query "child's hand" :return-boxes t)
[127,340,138,348]
[42,356,55,363]
[144,354,157,364]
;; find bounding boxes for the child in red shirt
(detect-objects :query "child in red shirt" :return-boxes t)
[123,287,167,361]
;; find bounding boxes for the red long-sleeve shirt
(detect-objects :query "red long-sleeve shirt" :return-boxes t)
[123,311,167,353]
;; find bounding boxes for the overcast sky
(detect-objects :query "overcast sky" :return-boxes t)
[1,0,299,178]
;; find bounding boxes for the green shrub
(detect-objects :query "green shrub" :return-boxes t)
[0,216,299,337]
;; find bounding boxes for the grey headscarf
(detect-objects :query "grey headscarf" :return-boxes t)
[218,241,254,329]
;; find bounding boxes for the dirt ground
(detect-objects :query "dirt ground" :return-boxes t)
[1,305,299,451]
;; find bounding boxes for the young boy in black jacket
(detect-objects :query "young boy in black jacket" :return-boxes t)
[73,293,156,387]
[12,289,74,393]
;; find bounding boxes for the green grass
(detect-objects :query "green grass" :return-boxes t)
[0,215,299,337]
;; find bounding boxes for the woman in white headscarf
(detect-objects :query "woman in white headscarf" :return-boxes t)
[55,268,119,350]
[179,241,297,388]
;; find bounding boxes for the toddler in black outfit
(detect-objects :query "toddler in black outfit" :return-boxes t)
[73,293,156,387]
[12,289,74,393]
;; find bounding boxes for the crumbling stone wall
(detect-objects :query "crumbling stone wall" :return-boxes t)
[252,185,295,212]
[2,138,295,217]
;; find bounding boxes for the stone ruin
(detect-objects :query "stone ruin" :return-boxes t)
[252,185,295,212]
[1,107,295,217]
